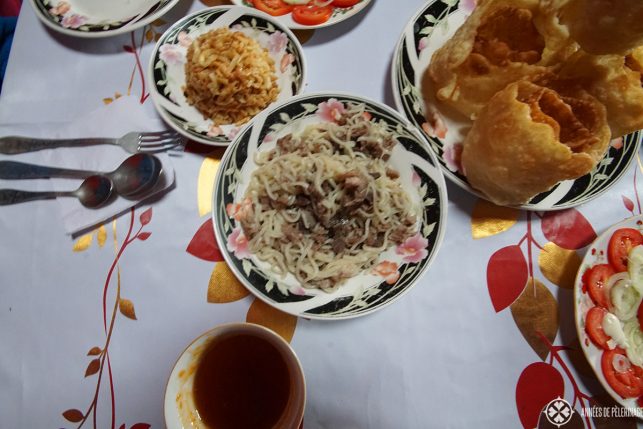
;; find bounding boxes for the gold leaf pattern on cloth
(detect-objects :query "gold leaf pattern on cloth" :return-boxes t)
[119,298,137,320]
[97,225,107,248]
[471,199,519,239]
[246,299,297,343]
[207,262,250,303]
[538,242,581,289]
[198,156,221,216]
[510,278,559,360]
[73,233,93,252]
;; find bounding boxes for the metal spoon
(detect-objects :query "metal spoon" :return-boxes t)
[0,175,114,208]
[0,153,163,197]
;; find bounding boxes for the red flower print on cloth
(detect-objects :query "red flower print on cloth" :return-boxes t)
[317,99,346,122]
[372,261,400,285]
[396,233,428,263]
[227,227,250,259]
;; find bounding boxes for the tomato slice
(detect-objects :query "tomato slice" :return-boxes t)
[602,348,643,398]
[253,0,294,16]
[586,306,612,349]
[292,4,334,25]
[332,0,360,7]
[583,264,615,308]
[608,228,643,272]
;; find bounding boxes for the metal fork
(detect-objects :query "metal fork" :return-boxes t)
[0,131,185,155]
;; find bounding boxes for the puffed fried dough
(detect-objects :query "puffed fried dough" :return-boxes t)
[427,0,576,119]
[462,80,610,206]
[551,47,643,137]
[561,0,643,55]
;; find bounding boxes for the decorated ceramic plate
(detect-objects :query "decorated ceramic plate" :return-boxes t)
[29,0,179,38]
[148,6,306,146]
[575,215,643,413]
[392,0,641,211]
[231,0,372,30]
[212,92,447,320]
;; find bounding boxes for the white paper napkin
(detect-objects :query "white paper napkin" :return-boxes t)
[0,96,176,234]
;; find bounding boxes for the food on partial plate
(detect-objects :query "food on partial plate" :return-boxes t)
[582,228,643,400]
[560,0,643,55]
[253,0,361,26]
[461,80,610,206]
[545,47,643,138]
[427,0,577,119]
[237,105,419,292]
[183,28,278,126]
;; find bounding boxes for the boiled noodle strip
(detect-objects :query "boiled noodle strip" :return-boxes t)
[238,106,419,292]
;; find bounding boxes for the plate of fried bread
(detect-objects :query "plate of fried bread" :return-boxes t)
[392,0,643,210]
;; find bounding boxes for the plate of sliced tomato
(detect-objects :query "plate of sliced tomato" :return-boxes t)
[575,215,643,413]
[232,0,372,29]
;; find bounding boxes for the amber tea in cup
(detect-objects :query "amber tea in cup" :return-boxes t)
[165,323,306,429]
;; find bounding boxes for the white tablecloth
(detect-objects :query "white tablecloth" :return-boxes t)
[1,1,642,428]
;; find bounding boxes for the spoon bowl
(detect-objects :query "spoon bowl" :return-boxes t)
[107,153,163,197]
[0,175,114,208]
[75,175,114,207]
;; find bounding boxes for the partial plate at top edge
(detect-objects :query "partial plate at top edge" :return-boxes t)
[231,0,372,30]
[29,0,180,38]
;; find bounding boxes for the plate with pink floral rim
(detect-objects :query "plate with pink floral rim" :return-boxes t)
[148,6,306,146]
[212,92,447,320]
[29,0,179,38]
[231,0,372,30]
[391,0,641,211]
[574,215,643,414]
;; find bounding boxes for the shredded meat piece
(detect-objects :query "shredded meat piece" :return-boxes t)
[341,173,369,208]
[385,168,400,179]
[332,238,346,254]
[282,224,302,243]
[390,225,412,243]
[276,134,293,153]
[365,232,385,248]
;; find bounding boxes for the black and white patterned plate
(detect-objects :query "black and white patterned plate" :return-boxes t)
[392,0,641,211]
[29,0,179,38]
[148,6,306,146]
[212,92,448,320]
